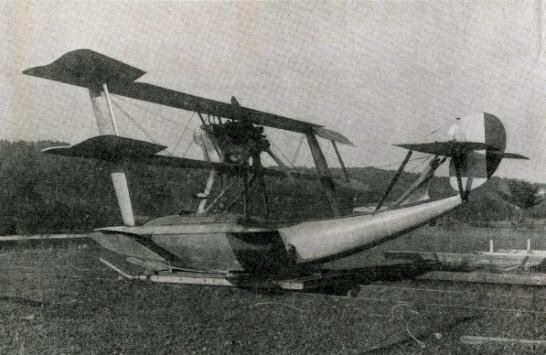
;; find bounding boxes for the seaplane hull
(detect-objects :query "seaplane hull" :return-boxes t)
[92,195,463,275]
[94,215,297,274]
[22,49,528,289]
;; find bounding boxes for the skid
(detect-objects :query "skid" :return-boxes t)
[99,258,374,292]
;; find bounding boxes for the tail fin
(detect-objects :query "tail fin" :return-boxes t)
[446,113,528,194]
[396,113,528,198]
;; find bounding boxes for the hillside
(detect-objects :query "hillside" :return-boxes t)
[0,140,542,234]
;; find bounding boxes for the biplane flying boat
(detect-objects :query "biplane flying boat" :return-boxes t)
[22,49,528,292]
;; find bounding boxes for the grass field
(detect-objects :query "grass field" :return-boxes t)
[1,226,545,354]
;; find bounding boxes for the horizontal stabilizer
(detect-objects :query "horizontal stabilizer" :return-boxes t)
[487,151,529,160]
[395,141,492,156]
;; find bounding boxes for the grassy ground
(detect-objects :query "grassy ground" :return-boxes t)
[1,226,545,354]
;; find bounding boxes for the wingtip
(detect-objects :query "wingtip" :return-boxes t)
[503,152,530,160]
[22,66,42,76]
[41,145,70,155]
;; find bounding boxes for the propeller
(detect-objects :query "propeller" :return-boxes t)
[229,96,294,182]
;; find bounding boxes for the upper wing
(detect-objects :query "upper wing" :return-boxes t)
[23,49,352,144]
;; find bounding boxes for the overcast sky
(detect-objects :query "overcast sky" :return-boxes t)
[1,1,545,182]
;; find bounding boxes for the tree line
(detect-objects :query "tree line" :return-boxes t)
[0,140,542,234]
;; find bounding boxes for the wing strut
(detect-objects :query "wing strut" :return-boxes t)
[306,133,340,216]
[332,141,349,182]
[393,156,445,207]
[453,156,469,202]
[89,83,135,226]
[375,150,413,213]
[102,84,120,135]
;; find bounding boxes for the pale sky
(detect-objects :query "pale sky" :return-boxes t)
[1,1,545,182]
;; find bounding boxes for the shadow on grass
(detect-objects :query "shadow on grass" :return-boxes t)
[309,262,437,296]
[0,296,49,307]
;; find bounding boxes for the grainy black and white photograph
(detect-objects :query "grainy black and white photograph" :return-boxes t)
[1,1,546,353]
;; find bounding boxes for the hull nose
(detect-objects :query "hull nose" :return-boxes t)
[93,229,301,275]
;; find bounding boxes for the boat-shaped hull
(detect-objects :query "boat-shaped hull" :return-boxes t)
[93,195,463,275]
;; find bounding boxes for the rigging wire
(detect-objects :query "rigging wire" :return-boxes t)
[291,135,305,166]
[112,94,197,156]
[111,97,159,143]
[112,94,187,127]
[407,155,432,173]
[427,126,443,136]
[88,114,96,136]
[113,91,449,172]
[181,136,195,158]
[348,120,447,170]
[269,139,296,168]
[169,112,195,156]
[375,155,429,169]
[268,139,316,198]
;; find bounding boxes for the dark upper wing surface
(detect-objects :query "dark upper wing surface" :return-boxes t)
[23,49,352,143]
[23,49,146,87]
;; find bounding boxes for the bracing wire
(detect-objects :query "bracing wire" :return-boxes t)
[181,137,195,158]
[113,92,449,174]
[88,114,96,136]
[112,94,187,127]
[270,139,296,168]
[428,126,443,136]
[375,156,429,169]
[350,120,447,171]
[112,94,198,156]
[407,155,432,173]
[291,135,305,166]
[169,112,195,156]
[111,97,159,143]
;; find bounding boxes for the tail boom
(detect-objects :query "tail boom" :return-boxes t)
[280,195,463,264]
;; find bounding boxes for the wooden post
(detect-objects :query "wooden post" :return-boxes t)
[527,239,531,253]
[489,239,494,253]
